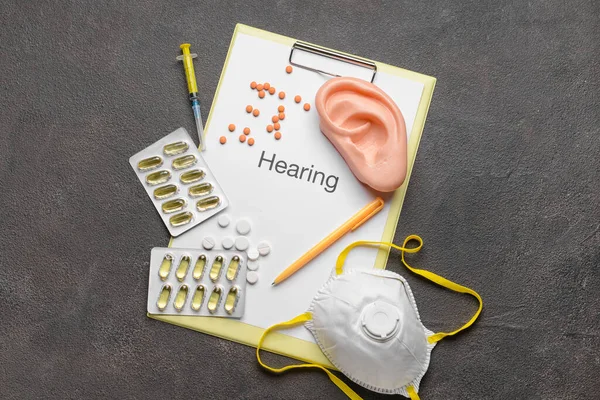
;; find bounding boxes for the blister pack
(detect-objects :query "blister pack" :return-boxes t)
[147,247,247,318]
[129,128,229,236]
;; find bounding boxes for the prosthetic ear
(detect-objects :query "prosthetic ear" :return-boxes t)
[315,77,407,193]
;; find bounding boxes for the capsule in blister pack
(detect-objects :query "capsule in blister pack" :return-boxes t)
[147,247,247,318]
[129,128,229,237]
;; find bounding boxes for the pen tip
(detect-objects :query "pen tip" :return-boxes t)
[271,281,275,286]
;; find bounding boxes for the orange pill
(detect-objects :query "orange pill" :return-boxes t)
[219,136,227,144]
[272,115,279,123]
[278,105,285,112]
[264,82,270,90]
[278,91,285,99]
[258,90,265,99]
[243,127,251,135]
[246,105,253,113]
[279,113,285,120]
[268,87,276,95]
[252,109,260,117]
[274,131,282,140]
[239,134,246,143]
[248,138,255,146]
[228,124,236,132]
[266,125,274,133]
[273,122,280,130]
[285,66,293,74]
[257,83,264,91]
[303,103,311,111]
[294,95,302,103]
[250,81,257,89]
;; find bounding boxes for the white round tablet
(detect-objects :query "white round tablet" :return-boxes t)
[234,236,250,251]
[247,261,259,271]
[217,214,231,228]
[236,218,252,235]
[221,237,234,250]
[246,271,259,284]
[257,241,271,256]
[247,248,260,261]
[202,236,216,250]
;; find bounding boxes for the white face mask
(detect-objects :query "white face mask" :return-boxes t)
[257,236,483,400]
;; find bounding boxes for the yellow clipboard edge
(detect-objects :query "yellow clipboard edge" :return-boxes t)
[155,23,436,368]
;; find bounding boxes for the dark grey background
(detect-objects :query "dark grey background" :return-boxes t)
[1,0,598,399]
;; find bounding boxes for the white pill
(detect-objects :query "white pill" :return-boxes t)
[202,236,215,250]
[221,237,234,250]
[247,261,259,271]
[235,236,250,251]
[247,248,260,261]
[236,219,252,235]
[218,214,231,228]
[257,241,271,256]
[246,271,259,285]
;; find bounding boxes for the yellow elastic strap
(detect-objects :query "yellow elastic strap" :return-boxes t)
[407,385,420,399]
[335,235,483,344]
[256,312,363,400]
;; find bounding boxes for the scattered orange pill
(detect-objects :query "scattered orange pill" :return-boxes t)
[266,125,274,133]
[264,82,270,90]
[258,90,265,99]
[278,91,285,99]
[248,138,255,146]
[253,109,260,117]
[303,103,311,111]
[246,105,253,113]
[278,105,285,112]
[239,134,246,143]
[294,95,302,103]
[274,131,282,140]
[273,122,280,130]
[279,112,285,120]
[272,115,279,123]
[286,66,293,74]
[243,127,251,135]
[257,83,264,91]
[219,136,227,144]
[268,87,276,95]
[250,81,257,89]
[228,124,236,132]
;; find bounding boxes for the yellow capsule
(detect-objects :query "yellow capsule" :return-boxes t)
[192,254,207,280]
[191,285,205,311]
[196,196,221,212]
[173,284,189,311]
[146,170,171,186]
[172,154,197,170]
[137,156,163,171]
[188,182,213,198]
[224,286,240,315]
[226,255,241,281]
[163,141,189,156]
[169,211,193,227]
[209,255,224,282]
[161,198,186,214]
[180,169,205,184]
[207,286,223,314]
[158,254,173,280]
[153,184,178,200]
[175,255,191,281]
[156,284,172,311]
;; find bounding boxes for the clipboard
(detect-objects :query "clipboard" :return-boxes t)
[149,24,436,368]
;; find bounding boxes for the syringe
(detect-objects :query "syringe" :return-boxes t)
[177,43,205,151]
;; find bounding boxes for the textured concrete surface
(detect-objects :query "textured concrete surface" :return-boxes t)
[1,1,599,399]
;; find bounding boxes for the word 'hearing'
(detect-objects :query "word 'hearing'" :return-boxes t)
[258,151,339,193]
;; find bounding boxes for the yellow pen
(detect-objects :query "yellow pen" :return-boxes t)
[272,197,385,286]
[177,43,206,151]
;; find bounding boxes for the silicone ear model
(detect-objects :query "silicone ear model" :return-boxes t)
[315,77,407,192]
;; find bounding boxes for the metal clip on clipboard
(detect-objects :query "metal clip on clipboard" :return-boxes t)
[289,41,378,83]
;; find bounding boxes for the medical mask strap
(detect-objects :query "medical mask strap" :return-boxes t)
[256,312,364,400]
[335,235,483,345]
